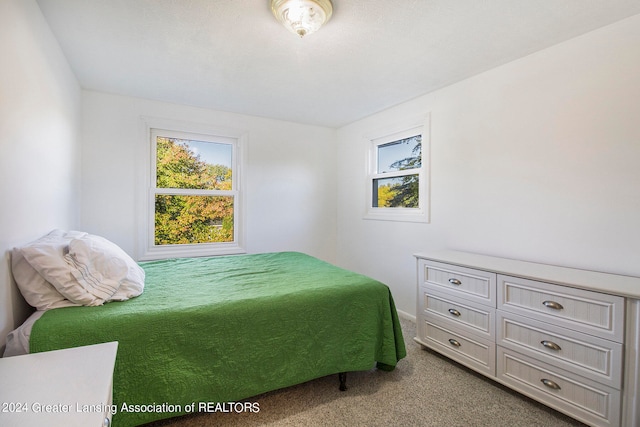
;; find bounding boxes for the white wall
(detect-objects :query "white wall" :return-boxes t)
[0,0,81,350]
[336,15,640,318]
[80,91,337,262]
[4,1,638,351]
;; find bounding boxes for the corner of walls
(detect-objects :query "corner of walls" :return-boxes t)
[0,0,82,353]
[335,14,640,317]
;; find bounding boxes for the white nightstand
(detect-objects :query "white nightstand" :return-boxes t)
[0,341,118,427]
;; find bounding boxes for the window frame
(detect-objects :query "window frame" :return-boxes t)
[364,115,430,223]
[138,118,246,260]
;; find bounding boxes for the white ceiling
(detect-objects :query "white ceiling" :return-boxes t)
[36,0,640,128]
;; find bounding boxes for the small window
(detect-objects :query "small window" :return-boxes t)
[140,124,245,260]
[372,135,422,208]
[365,117,429,222]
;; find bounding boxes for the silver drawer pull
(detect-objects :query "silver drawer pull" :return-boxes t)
[542,300,564,310]
[541,340,562,351]
[540,378,561,390]
[448,308,461,317]
[448,338,461,347]
[448,278,462,285]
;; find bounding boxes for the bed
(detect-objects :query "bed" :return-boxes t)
[5,231,406,427]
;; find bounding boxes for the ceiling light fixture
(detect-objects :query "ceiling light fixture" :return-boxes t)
[270,0,333,38]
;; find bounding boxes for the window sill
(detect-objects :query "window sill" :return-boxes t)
[139,242,246,261]
[364,209,429,223]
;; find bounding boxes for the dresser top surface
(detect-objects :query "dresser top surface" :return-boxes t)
[415,250,640,299]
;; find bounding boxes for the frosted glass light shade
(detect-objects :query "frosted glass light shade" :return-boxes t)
[270,0,333,37]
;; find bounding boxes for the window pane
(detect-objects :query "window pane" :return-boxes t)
[156,137,232,190]
[377,135,422,173]
[372,175,419,208]
[154,195,234,244]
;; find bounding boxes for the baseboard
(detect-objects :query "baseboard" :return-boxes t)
[396,309,416,323]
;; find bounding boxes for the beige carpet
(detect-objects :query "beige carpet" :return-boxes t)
[143,318,586,427]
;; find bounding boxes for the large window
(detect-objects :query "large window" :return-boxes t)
[365,116,429,222]
[140,124,245,260]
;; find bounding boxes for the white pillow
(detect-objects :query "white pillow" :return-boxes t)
[20,230,104,306]
[11,235,79,311]
[65,234,145,302]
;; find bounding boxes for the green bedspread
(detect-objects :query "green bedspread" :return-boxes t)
[30,252,406,426]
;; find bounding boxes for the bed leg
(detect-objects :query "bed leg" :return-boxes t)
[338,372,347,391]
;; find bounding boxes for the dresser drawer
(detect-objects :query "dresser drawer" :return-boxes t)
[498,275,624,342]
[497,347,620,427]
[417,319,495,376]
[497,312,623,388]
[419,260,496,307]
[420,286,494,339]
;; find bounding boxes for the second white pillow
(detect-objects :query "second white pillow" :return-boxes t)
[65,234,145,303]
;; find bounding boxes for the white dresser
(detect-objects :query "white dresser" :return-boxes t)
[414,251,640,427]
[0,341,118,427]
